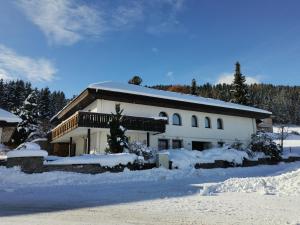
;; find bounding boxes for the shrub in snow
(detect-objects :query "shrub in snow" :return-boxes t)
[249,132,281,160]
[290,130,300,136]
[106,104,129,154]
[126,142,157,163]
[230,140,244,150]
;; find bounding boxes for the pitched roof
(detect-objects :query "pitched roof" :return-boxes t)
[0,108,22,123]
[89,81,271,115]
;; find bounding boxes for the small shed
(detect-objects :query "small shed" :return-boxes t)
[0,108,22,144]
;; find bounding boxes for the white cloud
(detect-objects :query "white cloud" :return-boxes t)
[111,2,144,28]
[16,0,186,45]
[0,45,57,82]
[16,0,104,46]
[216,73,261,85]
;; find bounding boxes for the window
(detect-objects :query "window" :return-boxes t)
[172,113,182,125]
[217,118,223,129]
[158,139,169,150]
[191,115,198,127]
[205,117,211,128]
[172,139,182,149]
[159,112,169,124]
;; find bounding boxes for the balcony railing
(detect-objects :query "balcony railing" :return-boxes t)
[50,111,166,141]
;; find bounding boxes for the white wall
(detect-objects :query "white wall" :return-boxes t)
[79,99,257,151]
[67,99,257,153]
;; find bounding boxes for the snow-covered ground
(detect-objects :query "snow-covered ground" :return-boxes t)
[0,126,300,225]
[273,125,300,158]
[0,162,300,225]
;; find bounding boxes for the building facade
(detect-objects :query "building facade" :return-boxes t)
[49,82,271,156]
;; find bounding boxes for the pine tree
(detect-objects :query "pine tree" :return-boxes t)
[128,75,142,85]
[14,90,44,143]
[230,62,249,105]
[38,87,52,132]
[191,78,197,95]
[106,104,128,153]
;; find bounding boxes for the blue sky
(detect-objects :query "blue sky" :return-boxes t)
[0,0,300,97]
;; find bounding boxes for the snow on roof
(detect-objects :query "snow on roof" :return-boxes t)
[0,108,22,123]
[89,81,271,115]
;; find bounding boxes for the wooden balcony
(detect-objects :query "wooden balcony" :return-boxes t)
[50,111,167,141]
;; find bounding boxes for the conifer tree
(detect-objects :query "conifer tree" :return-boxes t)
[14,90,43,143]
[230,62,249,105]
[106,104,128,153]
[128,75,142,85]
[191,78,197,95]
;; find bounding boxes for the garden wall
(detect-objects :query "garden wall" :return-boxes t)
[3,155,300,174]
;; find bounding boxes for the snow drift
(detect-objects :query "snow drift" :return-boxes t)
[166,147,249,169]
[45,153,138,167]
[200,167,300,196]
[7,142,48,158]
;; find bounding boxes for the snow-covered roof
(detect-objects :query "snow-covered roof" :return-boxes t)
[89,81,271,115]
[0,108,22,123]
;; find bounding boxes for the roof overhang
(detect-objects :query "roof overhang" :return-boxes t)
[51,88,271,125]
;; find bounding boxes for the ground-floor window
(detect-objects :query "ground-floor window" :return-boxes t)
[158,139,169,150]
[172,139,182,149]
[192,141,211,151]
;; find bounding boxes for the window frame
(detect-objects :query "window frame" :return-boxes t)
[172,139,182,149]
[217,118,224,130]
[172,113,182,126]
[204,117,211,128]
[191,115,198,127]
[158,139,169,150]
[159,111,169,124]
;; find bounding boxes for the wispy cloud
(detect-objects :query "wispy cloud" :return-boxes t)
[216,72,261,85]
[0,44,57,82]
[166,71,175,81]
[146,0,185,35]
[16,0,104,46]
[16,0,186,46]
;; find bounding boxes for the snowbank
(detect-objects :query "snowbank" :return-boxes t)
[166,147,249,169]
[45,153,138,167]
[7,142,48,158]
[0,108,21,123]
[0,144,10,160]
[201,167,300,196]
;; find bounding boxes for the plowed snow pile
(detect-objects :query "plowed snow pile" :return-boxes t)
[201,167,300,196]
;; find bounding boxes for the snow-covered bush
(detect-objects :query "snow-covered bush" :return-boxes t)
[230,140,244,150]
[249,132,281,160]
[126,142,157,163]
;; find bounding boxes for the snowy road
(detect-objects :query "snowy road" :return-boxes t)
[1,162,300,225]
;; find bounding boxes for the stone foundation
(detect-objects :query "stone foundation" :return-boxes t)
[7,157,44,173]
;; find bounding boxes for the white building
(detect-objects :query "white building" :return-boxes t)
[0,108,21,144]
[50,81,271,156]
